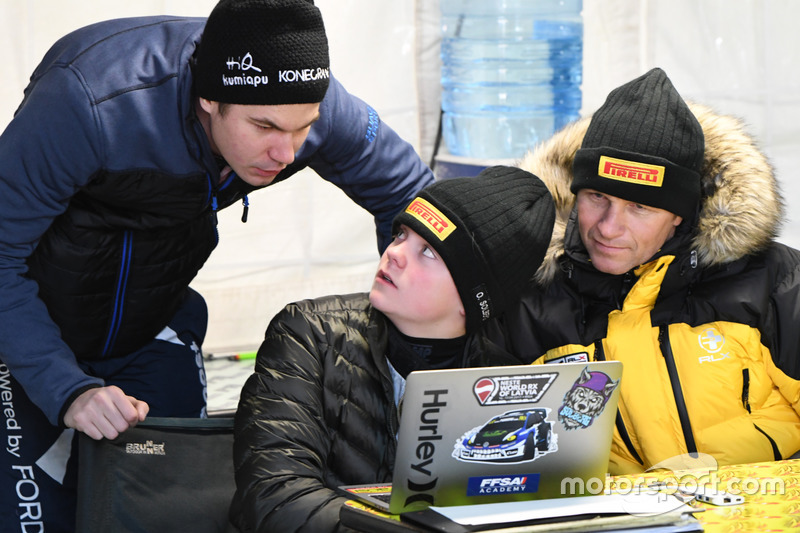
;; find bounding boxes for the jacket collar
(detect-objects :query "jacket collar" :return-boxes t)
[366,306,524,371]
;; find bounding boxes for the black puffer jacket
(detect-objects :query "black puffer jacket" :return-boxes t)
[229,293,521,532]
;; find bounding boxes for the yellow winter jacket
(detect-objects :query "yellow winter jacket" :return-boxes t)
[492,102,800,475]
[534,256,800,474]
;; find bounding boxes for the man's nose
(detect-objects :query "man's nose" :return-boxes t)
[268,131,296,166]
[596,205,625,237]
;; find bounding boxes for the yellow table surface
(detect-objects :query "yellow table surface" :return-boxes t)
[342,458,800,531]
[607,458,800,532]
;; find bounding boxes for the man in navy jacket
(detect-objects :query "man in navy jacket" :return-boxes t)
[0,0,433,530]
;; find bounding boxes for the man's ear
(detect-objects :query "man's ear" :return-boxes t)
[198,97,216,115]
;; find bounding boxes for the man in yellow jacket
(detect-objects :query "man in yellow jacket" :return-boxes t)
[489,68,800,474]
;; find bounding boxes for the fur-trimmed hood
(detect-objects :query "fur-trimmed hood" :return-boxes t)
[519,103,784,283]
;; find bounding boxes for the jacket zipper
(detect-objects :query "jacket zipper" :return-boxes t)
[385,362,400,478]
[659,325,697,453]
[741,369,751,413]
[595,340,644,466]
[618,272,634,308]
[208,170,249,223]
[741,369,782,460]
[753,425,782,461]
[205,172,220,239]
[102,230,134,356]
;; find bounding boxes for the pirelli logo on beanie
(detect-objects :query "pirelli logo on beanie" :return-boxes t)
[599,156,665,187]
[405,198,456,241]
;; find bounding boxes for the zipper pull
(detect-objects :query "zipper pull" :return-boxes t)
[563,261,574,279]
[241,194,249,223]
[211,193,219,224]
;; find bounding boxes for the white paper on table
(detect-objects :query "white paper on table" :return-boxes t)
[429,492,694,526]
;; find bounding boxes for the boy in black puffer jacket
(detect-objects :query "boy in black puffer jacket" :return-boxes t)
[230,166,556,532]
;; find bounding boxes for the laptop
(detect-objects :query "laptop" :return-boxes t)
[340,360,622,515]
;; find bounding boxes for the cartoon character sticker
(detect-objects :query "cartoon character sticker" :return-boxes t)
[558,367,619,430]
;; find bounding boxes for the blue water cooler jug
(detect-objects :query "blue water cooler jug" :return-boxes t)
[440,0,583,160]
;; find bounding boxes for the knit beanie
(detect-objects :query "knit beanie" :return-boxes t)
[571,68,704,220]
[392,166,555,332]
[194,0,330,105]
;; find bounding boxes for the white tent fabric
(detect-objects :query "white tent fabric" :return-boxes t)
[2,0,799,353]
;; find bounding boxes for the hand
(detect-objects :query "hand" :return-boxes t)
[63,385,149,440]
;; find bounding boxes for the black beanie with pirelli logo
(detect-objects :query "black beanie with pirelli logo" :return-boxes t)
[571,68,704,220]
[391,166,555,333]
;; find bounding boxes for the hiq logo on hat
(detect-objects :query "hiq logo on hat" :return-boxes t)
[224,52,268,88]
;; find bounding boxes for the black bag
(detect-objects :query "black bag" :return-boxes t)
[76,416,235,533]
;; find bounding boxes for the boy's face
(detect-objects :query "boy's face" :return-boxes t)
[576,189,683,275]
[369,225,466,339]
[198,98,320,186]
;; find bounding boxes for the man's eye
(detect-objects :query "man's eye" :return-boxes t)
[422,246,435,259]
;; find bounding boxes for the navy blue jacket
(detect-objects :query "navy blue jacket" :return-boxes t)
[0,16,433,426]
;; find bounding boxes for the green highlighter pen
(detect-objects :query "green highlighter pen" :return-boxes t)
[228,351,257,361]
[206,351,258,361]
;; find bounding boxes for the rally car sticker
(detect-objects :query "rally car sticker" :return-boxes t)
[452,408,558,464]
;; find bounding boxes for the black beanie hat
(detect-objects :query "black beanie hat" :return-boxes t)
[392,166,555,333]
[195,0,330,105]
[571,68,704,220]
